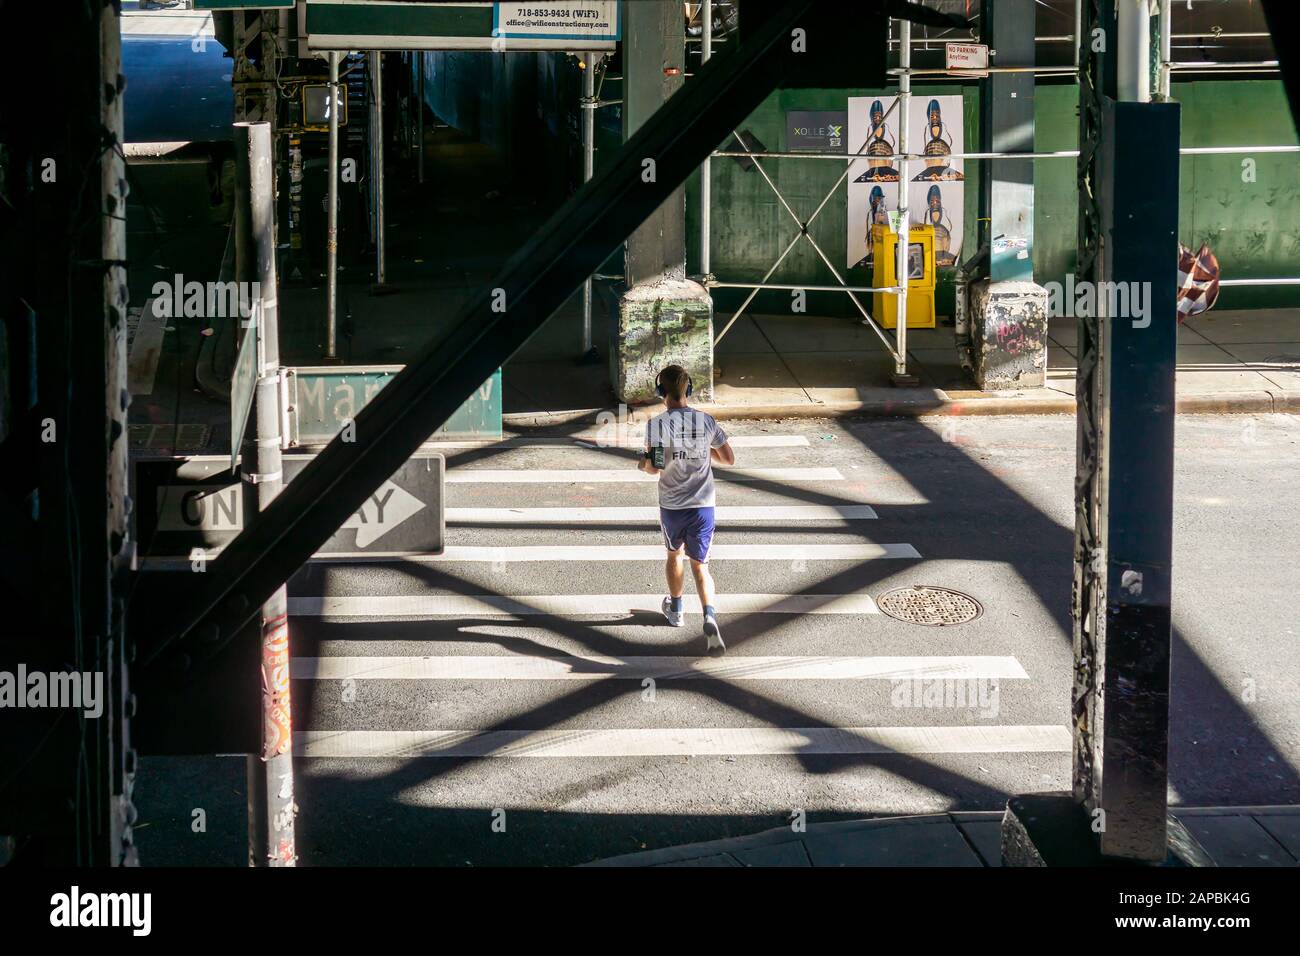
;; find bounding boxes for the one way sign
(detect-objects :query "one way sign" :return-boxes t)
[134,452,445,563]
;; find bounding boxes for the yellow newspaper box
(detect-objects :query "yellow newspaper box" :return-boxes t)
[871,224,936,329]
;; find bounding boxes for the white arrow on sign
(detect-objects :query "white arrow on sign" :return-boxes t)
[157,480,425,548]
[341,481,427,547]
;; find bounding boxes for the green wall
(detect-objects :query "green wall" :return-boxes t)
[684,80,1300,314]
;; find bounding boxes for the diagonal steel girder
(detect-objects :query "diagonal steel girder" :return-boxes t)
[135,0,850,667]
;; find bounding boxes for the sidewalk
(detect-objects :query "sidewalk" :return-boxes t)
[585,806,1300,867]
[196,125,1300,424]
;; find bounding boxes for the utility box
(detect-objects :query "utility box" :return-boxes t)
[871,224,937,329]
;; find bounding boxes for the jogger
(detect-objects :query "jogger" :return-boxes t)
[638,365,735,654]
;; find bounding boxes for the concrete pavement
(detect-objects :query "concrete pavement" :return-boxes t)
[132,412,1300,866]
[123,142,1300,868]
[183,126,1300,424]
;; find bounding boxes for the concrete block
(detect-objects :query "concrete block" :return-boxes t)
[1000,793,1215,867]
[970,278,1049,390]
[613,278,713,404]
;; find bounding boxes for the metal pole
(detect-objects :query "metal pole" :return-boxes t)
[894,18,910,380]
[1074,0,1083,71]
[1158,0,1172,99]
[234,121,296,868]
[700,0,713,280]
[580,51,597,356]
[370,50,386,286]
[326,51,340,359]
[1118,0,1150,103]
[416,52,424,185]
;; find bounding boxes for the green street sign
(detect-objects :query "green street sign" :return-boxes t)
[228,314,261,472]
[285,365,502,446]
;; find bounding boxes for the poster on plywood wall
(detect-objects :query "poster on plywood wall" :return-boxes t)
[846,94,965,271]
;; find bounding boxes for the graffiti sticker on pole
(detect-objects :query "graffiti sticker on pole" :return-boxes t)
[493,2,621,42]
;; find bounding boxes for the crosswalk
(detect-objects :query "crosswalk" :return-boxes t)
[287,425,1069,825]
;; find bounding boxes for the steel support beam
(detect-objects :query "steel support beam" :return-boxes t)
[135,0,850,668]
[622,0,687,286]
[1075,0,1178,862]
[0,0,135,865]
[370,51,387,287]
[980,0,1036,282]
[326,50,341,359]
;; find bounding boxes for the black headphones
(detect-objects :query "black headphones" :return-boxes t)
[655,367,693,399]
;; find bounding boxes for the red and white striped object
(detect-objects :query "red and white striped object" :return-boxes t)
[1177,243,1221,322]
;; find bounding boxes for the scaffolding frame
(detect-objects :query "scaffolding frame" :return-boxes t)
[700,0,1297,364]
[705,12,915,379]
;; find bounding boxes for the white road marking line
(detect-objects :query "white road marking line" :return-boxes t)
[127,298,166,396]
[295,725,1072,758]
[291,655,1028,681]
[444,467,844,483]
[288,593,883,617]
[428,434,811,449]
[386,543,918,562]
[446,504,878,523]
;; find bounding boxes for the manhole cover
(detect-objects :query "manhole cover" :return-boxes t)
[877,586,982,626]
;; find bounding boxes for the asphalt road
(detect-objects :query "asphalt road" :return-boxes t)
[134,411,1300,866]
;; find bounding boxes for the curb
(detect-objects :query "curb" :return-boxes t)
[583,805,1300,867]
[583,812,998,867]
[504,387,1297,429]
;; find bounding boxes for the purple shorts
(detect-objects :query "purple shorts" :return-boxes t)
[660,507,716,563]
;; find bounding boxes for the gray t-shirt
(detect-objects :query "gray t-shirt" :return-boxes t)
[645,407,729,509]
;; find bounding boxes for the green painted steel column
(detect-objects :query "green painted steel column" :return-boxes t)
[622,0,687,284]
[979,0,1036,281]
[613,0,714,403]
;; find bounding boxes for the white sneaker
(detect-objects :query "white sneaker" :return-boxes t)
[662,596,685,627]
[704,613,725,655]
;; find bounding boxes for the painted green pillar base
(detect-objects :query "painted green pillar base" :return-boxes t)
[970,279,1049,390]
[613,278,714,405]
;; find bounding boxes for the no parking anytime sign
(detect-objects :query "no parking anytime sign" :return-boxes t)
[494,2,621,42]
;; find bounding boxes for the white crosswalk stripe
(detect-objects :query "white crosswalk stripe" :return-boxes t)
[397,542,918,563]
[289,428,1066,773]
[444,466,844,483]
[289,593,883,617]
[447,504,878,523]
[295,725,1072,759]
[292,655,1029,681]
[428,434,811,449]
